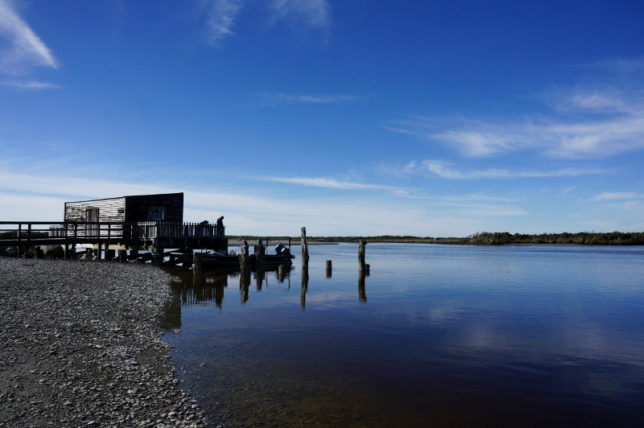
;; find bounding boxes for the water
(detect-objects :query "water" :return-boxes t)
[161,243,644,427]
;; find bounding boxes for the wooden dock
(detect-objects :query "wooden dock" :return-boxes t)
[0,220,227,263]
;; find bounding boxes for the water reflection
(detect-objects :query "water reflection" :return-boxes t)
[358,270,367,302]
[239,273,249,304]
[300,265,309,308]
[162,244,644,428]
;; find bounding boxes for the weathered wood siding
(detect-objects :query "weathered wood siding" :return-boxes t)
[64,197,126,222]
[124,193,183,223]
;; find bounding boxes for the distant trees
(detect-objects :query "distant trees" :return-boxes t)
[467,231,644,245]
[227,231,644,246]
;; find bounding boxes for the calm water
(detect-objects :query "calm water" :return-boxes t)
[161,243,644,427]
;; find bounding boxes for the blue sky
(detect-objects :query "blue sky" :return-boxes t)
[1,0,644,236]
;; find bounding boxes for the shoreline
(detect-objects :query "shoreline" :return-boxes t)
[0,257,206,427]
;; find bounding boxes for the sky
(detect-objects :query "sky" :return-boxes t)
[1,0,644,236]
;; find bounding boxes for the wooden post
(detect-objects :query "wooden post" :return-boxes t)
[118,249,127,262]
[97,243,102,261]
[17,223,22,258]
[193,252,203,272]
[107,224,111,253]
[131,248,139,262]
[326,260,332,278]
[358,240,367,272]
[301,227,309,265]
[239,241,251,277]
[64,243,70,259]
[105,249,115,261]
[256,239,265,271]
[152,246,164,266]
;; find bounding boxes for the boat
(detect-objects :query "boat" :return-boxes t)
[199,243,294,270]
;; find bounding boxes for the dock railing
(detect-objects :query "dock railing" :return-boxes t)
[133,221,225,240]
[0,220,225,247]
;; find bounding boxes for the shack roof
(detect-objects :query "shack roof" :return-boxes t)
[65,192,184,204]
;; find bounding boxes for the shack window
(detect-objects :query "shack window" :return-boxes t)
[148,207,166,220]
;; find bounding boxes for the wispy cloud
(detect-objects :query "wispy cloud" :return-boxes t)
[2,79,60,89]
[402,160,606,180]
[269,0,331,29]
[589,192,642,202]
[201,0,331,45]
[203,0,243,44]
[263,176,399,191]
[276,93,354,104]
[388,61,644,159]
[258,92,356,106]
[0,0,58,74]
[0,168,524,235]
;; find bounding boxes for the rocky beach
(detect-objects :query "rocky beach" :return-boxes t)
[0,258,206,427]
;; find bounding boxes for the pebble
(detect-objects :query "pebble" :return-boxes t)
[0,258,207,427]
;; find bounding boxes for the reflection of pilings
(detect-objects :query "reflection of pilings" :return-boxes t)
[255,270,265,291]
[182,250,192,268]
[192,270,205,288]
[215,283,224,308]
[326,260,332,278]
[300,264,309,308]
[277,264,285,282]
[239,274,250,304]
[358,271,367,302]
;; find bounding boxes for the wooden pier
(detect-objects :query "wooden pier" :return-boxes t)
[0,220,227,264]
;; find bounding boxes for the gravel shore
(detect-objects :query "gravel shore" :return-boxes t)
[0,258,206,427]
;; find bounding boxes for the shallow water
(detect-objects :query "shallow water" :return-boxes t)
[161,243,644,427]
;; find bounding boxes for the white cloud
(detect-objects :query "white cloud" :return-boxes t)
[389,83,644,159]
[273,93,354,104]
[0,0,58,74]
[269,0,330,29]
[403,160,606,180]
[0,168,530,236]
[589,192,641,202]
[201,0,330,45]
[263,176,397,191]
[203,0,243,44]
[2,79,60,89]
[555,90,630,114]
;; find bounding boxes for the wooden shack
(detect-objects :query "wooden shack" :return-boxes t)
[1,192,227,265]
[64,193,184,224]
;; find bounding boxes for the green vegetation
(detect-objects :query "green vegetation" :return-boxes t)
[229,232,644,246]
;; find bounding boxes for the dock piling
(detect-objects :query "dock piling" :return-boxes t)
[301,227,309,266]
[193,252,203,272]
[326,260,332,278]
[358,240,367,272]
